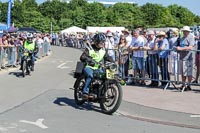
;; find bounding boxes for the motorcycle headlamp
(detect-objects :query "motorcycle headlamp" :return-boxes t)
[109,64,117,71]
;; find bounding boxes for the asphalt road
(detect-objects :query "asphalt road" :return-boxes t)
[0,46,199,133]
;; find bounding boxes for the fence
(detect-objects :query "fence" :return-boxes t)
[0,42,50,70]
[115,48,200,92]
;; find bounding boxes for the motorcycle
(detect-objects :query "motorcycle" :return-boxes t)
[73,60,123,115]
[21,48,34,77]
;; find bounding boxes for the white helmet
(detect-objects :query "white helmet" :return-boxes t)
[27,33,33,43]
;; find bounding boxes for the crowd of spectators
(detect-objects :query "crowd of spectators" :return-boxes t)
[55,26,200,91]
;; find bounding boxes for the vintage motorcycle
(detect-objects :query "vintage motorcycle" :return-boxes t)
[73,60,123,115]
[21,48,34,77]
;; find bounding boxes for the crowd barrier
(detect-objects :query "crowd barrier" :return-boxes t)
[115,48,200,92]
[0,42,50,70]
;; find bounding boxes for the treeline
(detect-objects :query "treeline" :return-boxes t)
[0,0,200,32]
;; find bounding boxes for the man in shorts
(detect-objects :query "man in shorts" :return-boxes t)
[176,26,195,90]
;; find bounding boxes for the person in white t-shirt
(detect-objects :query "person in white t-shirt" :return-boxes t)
[130,29,145,85]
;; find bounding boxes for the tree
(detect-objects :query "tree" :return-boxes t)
[84,2,106,27]
[38,0,68,22]
[168,4,195,26]
[111,3,144,29]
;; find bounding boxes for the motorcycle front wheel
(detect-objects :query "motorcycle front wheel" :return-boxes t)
[100,81,122,115]
[74,76,86,105]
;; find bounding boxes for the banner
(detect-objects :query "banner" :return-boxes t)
[7,0,14,30]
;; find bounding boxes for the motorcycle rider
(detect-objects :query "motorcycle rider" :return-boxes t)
[20,33,38,73]
[80,33,114,100]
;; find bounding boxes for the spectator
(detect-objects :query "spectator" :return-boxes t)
[117,35,129,79]
[154,31,170,87]
[0,34,8,69]
[105,32,115,61]
[35,34,44,59]
[122,29,132,46]
[176,26,195,90]
[130,29,145,85]
[192,32,200,83]
[169,30,179,75]
[143,30,159,86]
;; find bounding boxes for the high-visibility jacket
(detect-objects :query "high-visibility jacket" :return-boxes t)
[24,41,36,51]
[86,49,106,70]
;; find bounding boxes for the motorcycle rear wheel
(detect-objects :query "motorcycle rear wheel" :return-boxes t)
[100,81,122,115]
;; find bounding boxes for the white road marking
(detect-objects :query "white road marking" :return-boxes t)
[0,127,8,132]
[190,115,200,118]
[57,63,70,69]
[19,119,48,129]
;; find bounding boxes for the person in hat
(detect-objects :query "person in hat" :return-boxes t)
[143,30,159,86]
[105,32,115,61]
[122,29,132,46]
[176,26,194,90]
[154,31,170,87]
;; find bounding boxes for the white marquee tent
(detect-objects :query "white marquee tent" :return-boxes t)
[86,26,125,33]
[61,26,87,33]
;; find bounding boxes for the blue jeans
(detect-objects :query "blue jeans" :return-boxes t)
[83,67,103,94]
[132,57,144,70]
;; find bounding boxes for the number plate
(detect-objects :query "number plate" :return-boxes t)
[106,69,114,79]
[24,52,29,56]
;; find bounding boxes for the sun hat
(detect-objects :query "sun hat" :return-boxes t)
[157,31,166,36]
[181,26,192,32]
[122,29,130,34]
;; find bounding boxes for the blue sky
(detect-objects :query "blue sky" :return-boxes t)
[1,0,200,16]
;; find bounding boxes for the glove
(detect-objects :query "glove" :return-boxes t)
[85,56,93,62]
[86,57,96,67]
[88,61,95,67]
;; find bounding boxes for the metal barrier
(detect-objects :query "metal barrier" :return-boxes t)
[0,43,50,70]
[116,48,200,92]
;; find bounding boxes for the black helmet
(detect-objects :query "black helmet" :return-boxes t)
[93,33,106,44]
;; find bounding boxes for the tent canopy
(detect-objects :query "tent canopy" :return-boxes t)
[87,26,125,33]
[61,26,87,33]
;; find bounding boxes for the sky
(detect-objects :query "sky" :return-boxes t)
[1,0,200,16]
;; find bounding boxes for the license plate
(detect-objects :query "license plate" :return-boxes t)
[106,69,114,79]
[24,52,29,56]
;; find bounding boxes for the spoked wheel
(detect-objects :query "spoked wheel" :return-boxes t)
[22,61,26,77]
[100,81,122,115]
[74,76,86,105]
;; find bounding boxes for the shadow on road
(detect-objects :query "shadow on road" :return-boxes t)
[53,97,102,113]
[8,72,24,78]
